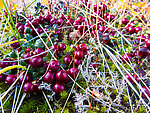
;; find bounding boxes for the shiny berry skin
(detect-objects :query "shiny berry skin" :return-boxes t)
[141,86,150,99]
[76,16,84,23]
[122,53,131,63]
[68,67,79,78]
[135,27,142,33]
[74,59,81,66]
[19,73,31,83]
[43,71,55,84]
[55,70,70,83]
[66,19,74,26]
[31,19,39,27]
[25,48,31,53]
[38,16,45,25]
[49,60,60,72]
[58,18,64,27]
[63,56,72,65]
[58,43,66,52]
[103,13,109,19]
[128,26,135,34]
[122,18,129,24]
[107,15,115,21]
[11,37,20,49]
[18,25,24,33]
[59,14,65,20]
[45,14,52,22]
[35,82,42,92]
[34,48,45,57]
[35,27,44,34]
[22,52,31,63]
[99,26,105,33]
[74,51,84,60]
[0,73,5,83]
[29,56,43,68]
[15,22,23,29]
[138,35,146,42]
[79,43,87,52]
[125,74,139,83]
[52,83,65,94]
[146,39,150,49]
[73,21,80,29]
[5,75,16,86]
[139,47,149,58]
[23,82,35,93]
[50,18,58,26]
[0,58,10,68]
[50,45,59,53]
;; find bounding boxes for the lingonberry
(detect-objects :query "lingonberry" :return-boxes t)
[43,71,55,84]
[49,60,60,72]
[122,53,132,63]
[55,70,70,83]
[146,39,150,49]
[138,35,146,42]
[68,67,79,78]
[23,52,31,63]
[29,56,43,68]
[34,48,45,57]
[58,43,66,52]
[63,56,72,65]
[11,37,20,49]
[135,27,142,33]
[128,26,135,34]
[74,51,84,60]
[74,58,81,66]
[52,83,65,94]
[19,73,31,83]
[141,86,150,99]
[122,18,129,24]
[23,82,35,93]
[5,74,16,86]
[0,58,10,68]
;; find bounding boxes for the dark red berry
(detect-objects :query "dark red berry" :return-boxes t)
[74,59,81,66]
[58,43,66,52]
[0,73,5,83]
[15,22,23,29]
[23,82,35,93]
[146,39,150,49]
[35,27,44,34]
[122,53,132,63]
[5,74,16,86]
[23,52,31,63]
[19,73,31,83]
[99,26,105,33]
[128,26,135,34]
[74,51,84,60]
[76,16,84,23]
[18,25,24,33]
[38,16,45,25]
[55,70,70,83]
[50,18,58,26]
[66,19,74,26]
[34,48,45,57]
[35,82,42,92]
[107,15,115,21]
[122,18,129,24]
[11,37,20,49]
[45,14,52,22]
[29,56,43,68]
[50,45,59,53]
[31,19,39,27]
[58,18,64,27]
[49,60,60,72]
[52,83,65,94]
[135,27,142,33]
[141,86,150,99]
[139,47,149,58]
[63,56,72,65]
[43,71,55,84]
[68,67,79,78]
[79,43,87,52]
[0,58,10,68]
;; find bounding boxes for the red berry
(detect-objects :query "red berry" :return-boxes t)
[66,19,74,26]
[38,16,45,25]
[52,83,65,94]
[146,39,150,49]
[76,16,84,23]
[58,18,64,27]
[122,53,131,63]
[125,74,139,83]
[107,15,115,21]
[0,73,5,83]
[18,25,24,34]
[5,74,16,86]
[50,18,58,26]
[29,56,43,68]
[50,45,59,53]
[11,37,20,49]
[34,48,45,57]
[35,27,44,34]
[0,58,10,68]
[122,18,129,24]
[15,22,23,29]
[58,43,66,52]
[79,43,87,52]
[35,82,42,92]
[23,52,31,63]
[25,48,31,53]
[31,19,39,27]
[99,26,105,33]
[68,67,79,78]
[45,14,52,22]
[74,51,84,60]
[63,56,72,65]
[135,27,142,33]
[128,26,135,34]
[139,47,149,58]
[141,86,150,99]
[55,70,70,83]
[23,82,35,93]
[73,20,80,29]
[43,71,55,84]
[49,60,60,72]
[74,59,81,66]
[19,73,31,83]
